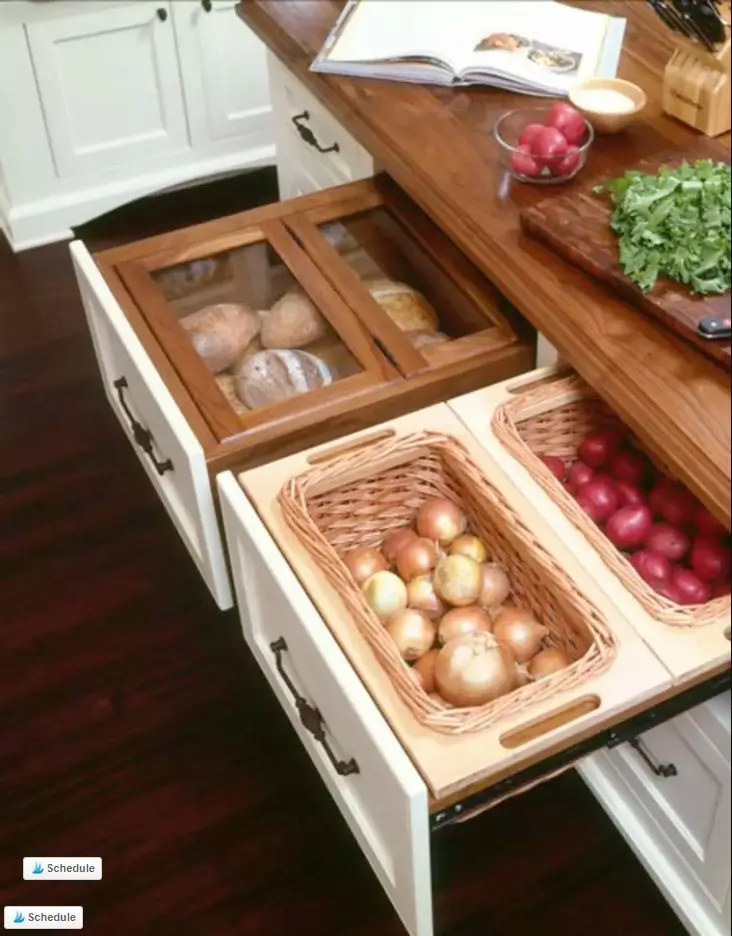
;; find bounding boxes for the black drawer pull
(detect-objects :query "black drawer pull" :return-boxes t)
[291,111,340,154]
[629,738,678,779]
[113,377,174,476]
[270,637,359,777]
[156,7,168,21]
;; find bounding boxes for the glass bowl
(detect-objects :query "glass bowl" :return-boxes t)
[494,106,594,185]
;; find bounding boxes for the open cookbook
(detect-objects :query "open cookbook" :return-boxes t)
[311,0,627,97]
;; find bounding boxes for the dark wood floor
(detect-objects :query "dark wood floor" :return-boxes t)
[0,170,686,936]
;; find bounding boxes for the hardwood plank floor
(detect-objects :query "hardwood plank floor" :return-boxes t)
[0,171,686,936]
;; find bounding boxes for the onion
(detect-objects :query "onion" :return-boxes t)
[433,554,482,606]
[449,534,489,564]
[396,537,439,581]
[428,692,454,708]
[406,574,445,620]
[416,498,466,546]
[694,506,728,537]
[605,505,652,549]
[438,606,493,645]
[649,481,699,526]
[539,455,567,482]
[435,632,519,707]
[528,647,572,679]
[670,567,711,606]
[576,475,618,523]
[344,545,388,585]
[386,609,436,661]
[362,571,408,620]
[492,606,549,663]
[568,461,594,491]
[615,480,646,508]
[382,527,419,565]
[478,563,512,609]
[645,523,690,562]
[578,428,625,468]
[690,534,731,583]
[413,649,440,693]
[629,550,672,586]
[609,448,649,485]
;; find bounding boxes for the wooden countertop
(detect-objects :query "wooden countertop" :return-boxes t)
[238,0,731,526]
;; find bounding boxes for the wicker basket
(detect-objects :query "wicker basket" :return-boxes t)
[278,430,617,735]
[492,373,731,629]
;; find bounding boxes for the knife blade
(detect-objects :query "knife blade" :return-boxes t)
[657,0,698,38]
[669,0,717,48]
[695,0,728,44]
[648,0,688,36]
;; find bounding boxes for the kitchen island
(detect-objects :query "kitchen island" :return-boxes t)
[237,0,731,528]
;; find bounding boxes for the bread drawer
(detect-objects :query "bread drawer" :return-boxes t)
[72,176,532,608]
[225,404,728,936]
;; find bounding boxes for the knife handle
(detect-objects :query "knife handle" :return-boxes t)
[698,316,732,339]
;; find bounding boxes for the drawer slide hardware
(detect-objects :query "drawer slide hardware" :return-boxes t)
[628,738,678,778]
[113,377,174,476]
[270,638,360,777]
[291,112,340,154]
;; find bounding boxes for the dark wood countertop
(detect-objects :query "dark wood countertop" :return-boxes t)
[238,0,731,526]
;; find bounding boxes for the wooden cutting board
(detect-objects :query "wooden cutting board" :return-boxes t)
[520,141,731,368]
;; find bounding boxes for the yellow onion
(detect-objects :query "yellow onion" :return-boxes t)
[433,554,482,607]
[528,647,572,680]
[435,632,519,707]
[406,574,445,620]
[386,609,436,661]
[492,606,549,664]
[449,534,488,564]
[382,527,419,565]
[437,606,493,645]
[428,692,454,708]
[478,564,511,609]
[416,498,467,546]
[362,571,408,620]
[412,648,440,693]
[396,537,439,581]
[344,545,388,585]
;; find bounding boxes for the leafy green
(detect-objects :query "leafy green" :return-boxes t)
[594,159,731,295]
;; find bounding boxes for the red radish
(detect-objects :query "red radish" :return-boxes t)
[551,146,581,177]
[694,506,728,536]
[510,144,541,177]
[629,550,672,586]
[645,523,690,562]
[670,567,711,605]
[615,480,646,507]
[690,534,731,582]
[577,475,618,522]
[578,428,625,468]
[539,454,567,482]
[711,579,731,598]
[546,102,587,146]
[518,123,545,148]
[605,505,652,550]
[649,481,699,525]
[568,460,594,491]
[530,126,568,165]
[609,448,649,485]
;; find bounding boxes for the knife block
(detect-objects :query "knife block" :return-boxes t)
[663,33,731,137]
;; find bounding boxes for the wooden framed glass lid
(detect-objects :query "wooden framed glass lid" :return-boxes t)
[113,219,395,444]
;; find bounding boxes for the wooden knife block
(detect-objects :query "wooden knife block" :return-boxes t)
[663,32,731,137]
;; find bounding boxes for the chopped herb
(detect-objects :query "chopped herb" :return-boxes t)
[594,159,731,295]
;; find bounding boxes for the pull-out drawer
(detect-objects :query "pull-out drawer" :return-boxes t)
[225,403,729,936]
[72,176,532,608]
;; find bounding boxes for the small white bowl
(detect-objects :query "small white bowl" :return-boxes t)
[569,78,647,134]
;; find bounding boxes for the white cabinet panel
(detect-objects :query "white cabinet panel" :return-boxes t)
[25,2,189,178]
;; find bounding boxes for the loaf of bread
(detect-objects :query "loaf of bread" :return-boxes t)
[215,374,249,415]
[364,278,440,333]
[405,329,450,350]
[181,303,260,374]
[234,349,333,409]
[260,291,327,349]
[305,329,361,380]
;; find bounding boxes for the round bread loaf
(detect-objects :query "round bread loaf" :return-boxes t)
[405,329,451,350]
[234,349,333,409]
[260,291,327,349]
[364,278,440,332]
[181,303,260,374]
[215,374,249,415]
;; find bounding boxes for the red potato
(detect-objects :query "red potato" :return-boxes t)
[694,506,728,537]
[629,550,672,586]
[615,480,646,507]
[576,475,618,523]
[711,579,731,598]
[546,102,587,146]
[648,481,699,526]
[645,523,690,562]
[530,126,568,166]
[539,454,567,482]
[605,505,652,550]
[568,460,594,491]
[518,123,546,148]
[609,448,649,486]
[550,147,581,177]
[670,567,711,606]
[511,143,542,177]
[578,428,625,468]
[690,534,731,583]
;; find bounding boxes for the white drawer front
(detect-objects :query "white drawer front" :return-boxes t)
[70,241,232,611]
[217,472,432,936]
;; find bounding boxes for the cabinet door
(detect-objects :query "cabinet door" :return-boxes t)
[25,2,189,178]
[173,0,272,147]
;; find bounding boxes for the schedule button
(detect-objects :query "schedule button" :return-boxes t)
[23,859,101,881]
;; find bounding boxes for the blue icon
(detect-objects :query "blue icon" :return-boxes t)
[32,861,43,875]
[13,910,25,923]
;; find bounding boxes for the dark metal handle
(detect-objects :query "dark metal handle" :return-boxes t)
[291,111,340,155]
[113,377,174,476]
[270,638,359,777]
[201,0,212,11]
[156,7,168,21]
[629,738,678,778]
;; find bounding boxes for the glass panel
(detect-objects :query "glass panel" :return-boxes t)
[151,241,361,415]
[319,208,496,352]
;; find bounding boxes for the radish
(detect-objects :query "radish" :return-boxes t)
[690,534,731,583]
[518,123,545,148]
[609,448,649,486]
[615,480,646,507]
[576,475,618,522]
[530,126,568,166]
[545,102,586,146]
[551,147,581,177]
[539,454,567,482]
[568,460,594,491]
[670,567,711,605]
[605,505,652,550]
[694,506,728,536]
[510,144,541,178]
[578,428,625,468]
[648,481,699,525]
[645,523,690,562]
[629,550,672,586]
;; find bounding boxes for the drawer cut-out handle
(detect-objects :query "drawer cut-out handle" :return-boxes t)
[307,429,396,465]
[270,638,359,777]
[113,377,174,476]
[291,111,340,155]
[629,737,678,779]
